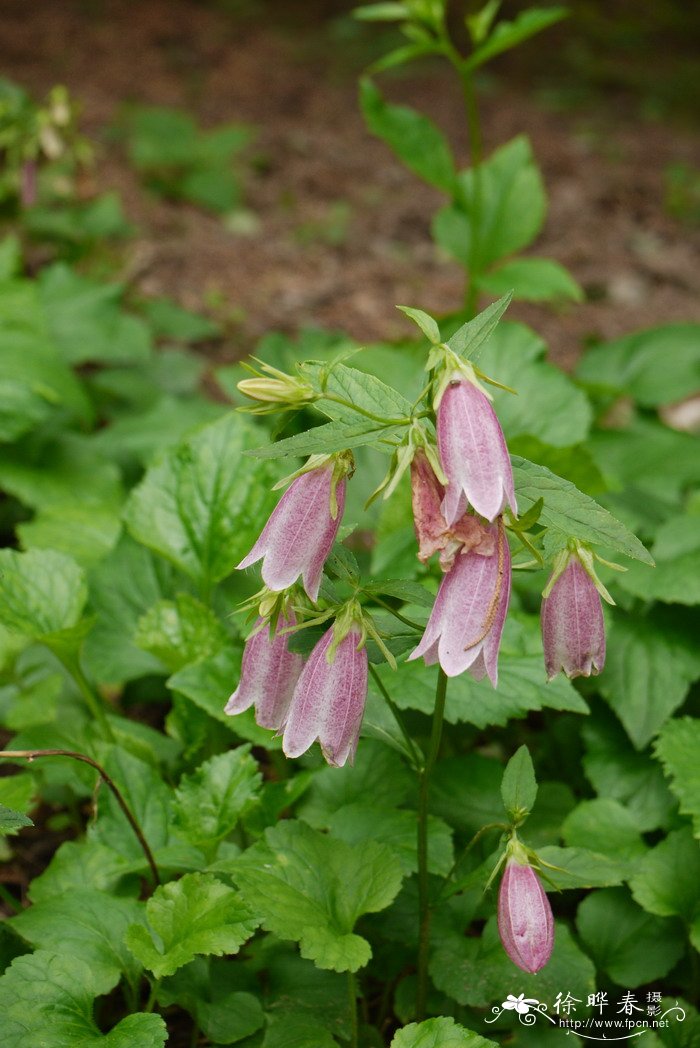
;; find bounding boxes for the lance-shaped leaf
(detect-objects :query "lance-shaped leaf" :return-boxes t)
[232,819,403,971]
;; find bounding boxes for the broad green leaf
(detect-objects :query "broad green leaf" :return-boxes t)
[248,417,405,459]
[598,610,700,749]
[0,235,21,279]
[142,297,221,342]
[588,418,700,504]
[431,919,595,1009]
[433,136,545,271]
[562,799,648,861]
[0,950,167,1047]
[174,747,262,848]
[92,394,225,467]
[654,718,700,839]
[263,946,350,1042]
[535,846,629,889]
[392,1018,497,1047]
[618,515,700,605]
[445,293,512,360]
[512,455,654,564]
[124,413,279,589]
[0,548,87,641]
[327,804,453,876]
[0,432,123,511]
[0,378,54,442]
[500,744,537,818]
[0,773,36,819]
[29,840,133,903]
[134,593,228,672]
[630,827,700,922]
[11,890,145,995]
[478,256,583,303]
[0,804,32,835]
[298,739,413,826]
[263,1014,339,1047]
[126,873,256,979]
[233,819,403,971]
[577,888,685,987]
[157,957,264,1045]
[465,7,567,70]
[360,79,457,194]
[18,503,121,568]
[582,715,677,833]
[0,329,93,429]
[577,324,700,407]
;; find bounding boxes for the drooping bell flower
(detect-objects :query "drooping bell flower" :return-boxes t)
[541,549,606,681]
[225,614,304,731]
[237,456,350,603]
[408,522,511,684]
[282,619,368,768]
[498,853,554,974]
[436,370,516,525]
[411,449,498,572]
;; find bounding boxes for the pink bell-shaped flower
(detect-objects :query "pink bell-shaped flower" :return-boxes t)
[408,522,511,684]
[437,372,516,525]
[225,614,304,731]
[498,855,554,974]
[541,552,606,680]
[282,624,368,768]
[237,462,346,603]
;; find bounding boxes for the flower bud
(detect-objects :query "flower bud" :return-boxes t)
[237,462,346,602]
[408,521,511,684]
[437,372,516,525]
[541,554,605,680]
[237,361,316,413]
[225,614,303,730]
[498,856,554,974]
[282,625,368,767]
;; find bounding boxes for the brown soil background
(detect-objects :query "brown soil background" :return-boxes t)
[2,0,700,370]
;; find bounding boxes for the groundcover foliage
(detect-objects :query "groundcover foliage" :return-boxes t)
[1,4,700,1048]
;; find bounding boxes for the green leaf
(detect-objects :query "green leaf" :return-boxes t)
[0,950,167,1047]
[465,7,568,70]
[618,515,700,605]
[535,845,629,890]
[598,610,700,749]
[431,919,595,1009]
[17,504,122,568]
[654,718,700,839]
[157,958,265,1045]
[0,548,87,642]
[433,136,545,271]
[562,799,648,861]
[363,579,435,607]
[142,297,221,343]
[445,292,512,360]
[500,744,537,819]
[303,360,413,427]
[124,413,280,589]
[630,827,700,922]
[577,323,700,407]
[11,890,145,995]
[360,78,456,194]
[298,739,413,827]
[391,1018,497,1047]
[174,747,262,848]
[263,1014,340,1047]
[326,804,454,876]
[0,329,93,430]
[512,455,654,564]
[353,2,409,21]
[478,256,583,303]
[28,840,133,903]
[125,872,257,979]
[396,306,441,344]
[577,888,685,987]
[0,235,21,279]
[135,593,228,672]
[588,418,700,505]
[0,804,32,835]
[233,819,403,972]
[92,394,225,468]
[248,417,405,459]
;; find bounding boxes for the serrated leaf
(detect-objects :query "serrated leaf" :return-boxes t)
[478,256,583,303]
[233,819,403,972]
[11,890,145,995]
[0,950,167,1047]
[134,593,228,672]
[326,803,453,876]
[500,744,537,818]
[302,360,413,428]
[174,747,262,848]
[654,718,700,838]
[0,548,87,642]
[629,827,700,922]
[598,611,700,749]
[0,804,32,835]
[512,455,654,564]
[298,740,413,827]
[562,799,648,861]
[360,79,456,194]
[125,873,257,979]
[124,413,279,590]
[577,888,685,987]
[391,1018,497,1047]
[445,293,512,360]
[248,417,405,459]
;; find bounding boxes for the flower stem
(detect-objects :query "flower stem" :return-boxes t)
[54,650,116,743]
[369,664,423,771]
[0,749,160,886]
[347,970,358,1048]
[416,667,448,1021]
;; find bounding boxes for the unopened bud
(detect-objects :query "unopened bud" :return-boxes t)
[498,855,554,974]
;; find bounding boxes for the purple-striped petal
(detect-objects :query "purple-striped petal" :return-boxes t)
[498,858,554,974]
[437,376,516,525]
[225,614,304,730]
[541,557,606,680]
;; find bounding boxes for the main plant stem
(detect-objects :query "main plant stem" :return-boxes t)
[55,651,116,743]
[0,749,160,886]
[416,668,448,1021]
